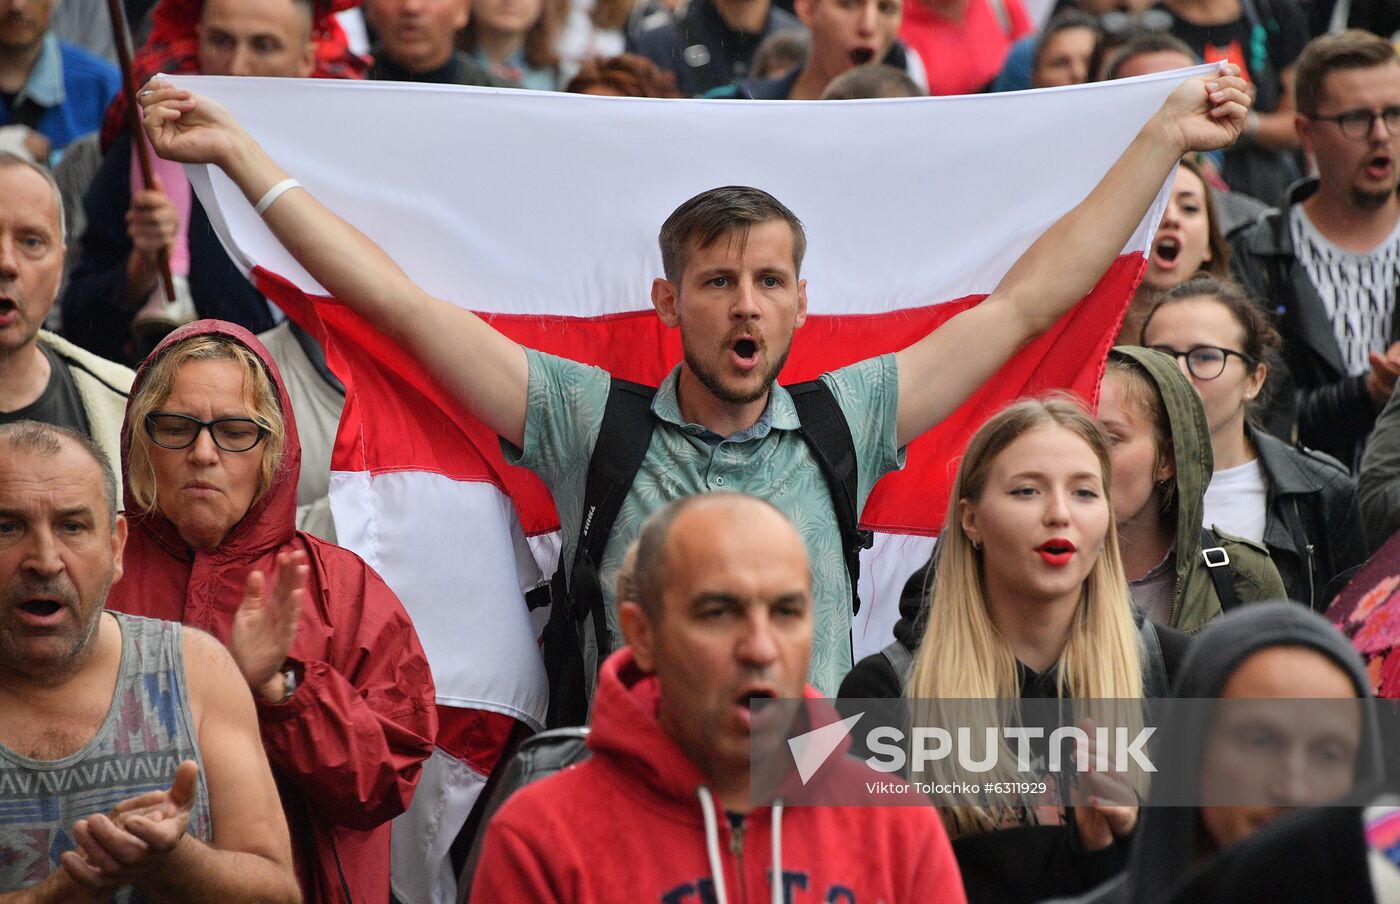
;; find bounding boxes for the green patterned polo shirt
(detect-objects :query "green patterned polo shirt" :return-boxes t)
[504,349,904,694]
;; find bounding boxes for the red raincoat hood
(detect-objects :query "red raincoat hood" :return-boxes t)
[108,319,440,904]
[119,319,299,561]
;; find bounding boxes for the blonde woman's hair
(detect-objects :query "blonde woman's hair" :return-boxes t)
[905,396,1144,836]
[126,334,286,517]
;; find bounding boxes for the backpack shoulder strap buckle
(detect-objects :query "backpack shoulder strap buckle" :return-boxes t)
[1201,546,1231,569]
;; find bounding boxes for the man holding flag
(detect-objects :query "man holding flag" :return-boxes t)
[136,67,1247,699]
[134,68,1245,904]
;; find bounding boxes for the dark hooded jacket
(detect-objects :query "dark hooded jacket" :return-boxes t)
[1110,347,1286,634]
[1059,602,1384,904]
[105,321,438,904]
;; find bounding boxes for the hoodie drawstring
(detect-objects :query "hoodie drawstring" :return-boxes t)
[770,800,784,904]
[696,786,729,904]
[695,787,786,904]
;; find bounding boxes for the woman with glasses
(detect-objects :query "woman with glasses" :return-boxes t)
[1140,274,1366,610]
[1096,345,1284,632]
[103,321,438,904]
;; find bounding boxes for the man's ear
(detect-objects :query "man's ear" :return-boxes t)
[1296,113,1314,156]
[652,278,680,328]
[795,0,817,28]
[456,0,472,29]
[794,278,808,329]
[110,514,129,585]
[619,601,657,672]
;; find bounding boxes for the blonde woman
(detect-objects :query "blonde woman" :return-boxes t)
[904,397,1190,904]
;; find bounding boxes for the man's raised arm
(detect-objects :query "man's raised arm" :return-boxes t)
[139,83,529,448]
[891,68,1250,448]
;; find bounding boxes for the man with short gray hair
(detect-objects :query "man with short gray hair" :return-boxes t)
[0,153,132,486]
[0,420,301,904]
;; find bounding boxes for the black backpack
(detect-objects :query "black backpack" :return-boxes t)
[455,727,592,904]
[536,376,874,728]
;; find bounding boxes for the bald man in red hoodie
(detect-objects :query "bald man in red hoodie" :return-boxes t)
[469,492,965,903]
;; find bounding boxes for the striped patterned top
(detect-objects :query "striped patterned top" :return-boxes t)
[0,613,212,902]
[1290,205,1400,377]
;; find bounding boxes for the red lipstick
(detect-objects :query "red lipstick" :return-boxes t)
[1036,538,1076,567]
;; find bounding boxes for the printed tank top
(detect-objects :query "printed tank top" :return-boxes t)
[0,613,213,901]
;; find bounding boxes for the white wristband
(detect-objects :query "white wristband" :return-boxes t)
[255,178,301,216]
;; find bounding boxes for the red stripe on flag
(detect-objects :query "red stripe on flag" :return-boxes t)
[256,252,1140,536]
[435,706,519,774]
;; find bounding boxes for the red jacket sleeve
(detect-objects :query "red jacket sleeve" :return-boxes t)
[255,542,437,830]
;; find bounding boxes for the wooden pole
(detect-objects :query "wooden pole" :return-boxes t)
[104,0,177,304]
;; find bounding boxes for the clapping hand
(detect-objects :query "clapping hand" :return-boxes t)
[1070,719,1140,852]
[230,550,309,703]
[59,761,200,890]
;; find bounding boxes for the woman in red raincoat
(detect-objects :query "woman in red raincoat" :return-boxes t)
[106,319,437,904]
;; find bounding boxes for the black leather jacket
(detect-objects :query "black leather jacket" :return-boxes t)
[1228,178,1400,467]
[1250,426,1367,610]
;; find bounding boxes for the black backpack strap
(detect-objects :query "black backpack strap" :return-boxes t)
[572,379,658,611]
[1200,527,1242,613]
[542,378,657,727]
[1137,618,1170,699]
[787,379,874,615]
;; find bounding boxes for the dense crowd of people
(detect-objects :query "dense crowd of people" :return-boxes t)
[4,0,1400,901]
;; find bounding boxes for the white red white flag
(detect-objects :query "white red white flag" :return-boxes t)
[171,68,1200,903]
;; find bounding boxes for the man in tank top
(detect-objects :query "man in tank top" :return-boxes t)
[0,420,300,904]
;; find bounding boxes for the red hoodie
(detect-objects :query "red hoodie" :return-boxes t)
[106,321,437,904]
[471,647,966,903]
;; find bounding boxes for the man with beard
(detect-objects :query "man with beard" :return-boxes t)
[0,421,299,904]
[1232,30,1400,468]
[135,66,1250,697]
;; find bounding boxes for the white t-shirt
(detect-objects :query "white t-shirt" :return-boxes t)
[1290,205,1400,377]
[1204,458,1269,545]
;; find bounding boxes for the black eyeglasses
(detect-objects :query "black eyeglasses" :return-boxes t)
[1148,345,1255,381]
[1307,106,1400,140]
[145,413,269,453]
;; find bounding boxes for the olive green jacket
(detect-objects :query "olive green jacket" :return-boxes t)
[1110,347,1286,634]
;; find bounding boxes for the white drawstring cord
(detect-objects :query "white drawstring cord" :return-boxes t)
[695,786,729,904]
[770,800,784,904]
